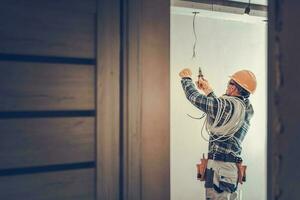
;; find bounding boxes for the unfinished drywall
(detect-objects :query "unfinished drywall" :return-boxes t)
[171,8,267,200]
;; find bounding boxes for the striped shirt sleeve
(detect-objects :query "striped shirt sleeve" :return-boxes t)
[180,77,232,118]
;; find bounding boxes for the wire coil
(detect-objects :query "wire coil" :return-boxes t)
[200,96,246,143]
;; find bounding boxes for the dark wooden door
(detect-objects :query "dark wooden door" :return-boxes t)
[0,0,169,199]
[0,1,102,199]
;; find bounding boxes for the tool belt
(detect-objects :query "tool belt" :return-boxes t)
[196,153,247,184]
[236,162,247,184]
[208,153,243,163]
[196,154,208,181]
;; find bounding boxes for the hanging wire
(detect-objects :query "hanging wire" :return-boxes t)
[187,113,206,120]
[244,0,251,14]
[192,12,199,58]
[188,11,205,120]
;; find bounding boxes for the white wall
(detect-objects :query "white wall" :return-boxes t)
[171,8,267,200]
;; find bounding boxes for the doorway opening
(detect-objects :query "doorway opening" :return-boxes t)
[171,1,267,199]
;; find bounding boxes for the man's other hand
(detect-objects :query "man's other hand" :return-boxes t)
[179,68,192,78]
[196,78,213,95]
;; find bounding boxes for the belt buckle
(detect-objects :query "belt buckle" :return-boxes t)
[212,154,217,161]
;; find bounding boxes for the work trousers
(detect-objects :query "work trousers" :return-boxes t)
[205,160,241,200]
[206,188,240,200]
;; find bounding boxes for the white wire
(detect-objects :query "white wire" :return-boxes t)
[202,97,245,142]
[200,96,246,144]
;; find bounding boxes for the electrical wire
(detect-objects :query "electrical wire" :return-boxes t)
[192,12,199,59]
[187,7,246,154]
[199,96,246,146]
[187,11,203,120]
[187,113,206,120]
[244,0,251,14]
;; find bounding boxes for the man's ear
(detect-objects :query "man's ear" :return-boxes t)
[233,86,239,94]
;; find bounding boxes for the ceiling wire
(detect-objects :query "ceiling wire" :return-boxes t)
[245,0,251,14]
[192,12,199,58]
[189,11,206,120]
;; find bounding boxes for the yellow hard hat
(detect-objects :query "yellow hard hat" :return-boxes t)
[229,70,257,94]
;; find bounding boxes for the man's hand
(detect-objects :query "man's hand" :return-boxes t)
[195,78,213,96]
[179,68,192,78]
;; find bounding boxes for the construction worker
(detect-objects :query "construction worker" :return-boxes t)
[179,68,257,200]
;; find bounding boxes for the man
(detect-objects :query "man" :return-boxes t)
[179,68,257,200]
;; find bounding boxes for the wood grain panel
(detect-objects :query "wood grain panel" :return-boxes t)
[123,0,170,199]
[0,61,94,111]
[0,168,95,200]
[268,1,300,199]
[0,0,96,14]
[0,117,94,169]
[0,1,95,58]
[140,0,170,199]
[122,0,142,199]
[96,0,120,199]
[267,2,276,200]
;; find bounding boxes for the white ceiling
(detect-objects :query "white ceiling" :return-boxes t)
[172,7,267,24]
[172,0,267,18]
[230,0,267,5]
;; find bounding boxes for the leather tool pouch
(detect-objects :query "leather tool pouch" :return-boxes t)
[196,156,208,181]
[236,163,247,184]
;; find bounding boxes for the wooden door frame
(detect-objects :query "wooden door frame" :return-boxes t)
[96,0,121,199]
[96,0,170,199]
[121,0,170,199]
[96,0,300,199]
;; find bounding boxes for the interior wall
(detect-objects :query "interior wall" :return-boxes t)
[171,9,267,200]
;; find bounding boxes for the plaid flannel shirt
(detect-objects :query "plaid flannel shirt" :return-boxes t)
[181,77,254,156]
